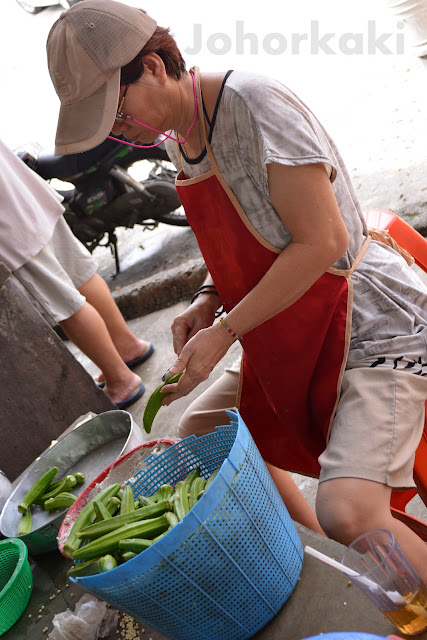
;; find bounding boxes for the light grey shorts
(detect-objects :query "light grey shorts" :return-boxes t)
[14,216,97,324]
[318,367,427,489]
[178,358,241,439]
[179,358,427,489]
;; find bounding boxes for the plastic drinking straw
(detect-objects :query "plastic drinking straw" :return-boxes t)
[304,546,405,605]
[305,546,360,577]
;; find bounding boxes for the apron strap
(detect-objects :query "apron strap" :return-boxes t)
[192,67,225,176]
[368,228,415,266]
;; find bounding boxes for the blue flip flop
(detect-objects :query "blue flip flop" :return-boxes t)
[115,381,145,410]
[95,342,154,388]
[124,342,154,368]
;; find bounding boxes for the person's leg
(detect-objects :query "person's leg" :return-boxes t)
[266,462,324,535]
[78,273,150,363]
[49,218,152,382]
[316,478,427,583]
[15,221,143,406]
[60,302,142,405]
[317,367,427,582]
[179,358,324,534]
[178,360,241,438]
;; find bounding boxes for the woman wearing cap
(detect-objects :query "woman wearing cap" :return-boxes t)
[47,0,427,577]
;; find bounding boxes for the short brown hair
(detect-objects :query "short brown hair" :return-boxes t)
[120,26,187,84]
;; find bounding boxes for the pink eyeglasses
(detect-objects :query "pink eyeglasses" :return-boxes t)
[109,71,198,149]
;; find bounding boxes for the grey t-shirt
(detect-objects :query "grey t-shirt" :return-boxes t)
[167,71,427,373]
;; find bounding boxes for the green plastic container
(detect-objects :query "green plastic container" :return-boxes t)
[0,538,33,636]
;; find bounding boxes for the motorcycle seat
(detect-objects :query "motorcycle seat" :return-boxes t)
[36,137,122,181]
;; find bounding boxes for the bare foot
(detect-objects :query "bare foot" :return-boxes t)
[118,339,152,364]
[96,340,152,384]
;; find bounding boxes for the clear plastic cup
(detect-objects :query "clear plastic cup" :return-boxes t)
[341,529,427,636]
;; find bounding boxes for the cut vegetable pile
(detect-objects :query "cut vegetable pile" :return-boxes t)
[17,467,85,536]
[66,466,220,577]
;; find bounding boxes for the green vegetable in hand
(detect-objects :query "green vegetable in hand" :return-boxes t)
[142,372,183,434]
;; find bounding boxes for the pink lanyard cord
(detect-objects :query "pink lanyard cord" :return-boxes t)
[107,71,197,149]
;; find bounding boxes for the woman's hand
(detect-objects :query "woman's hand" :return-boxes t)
[171,289,220,355]
[161,322,235,405]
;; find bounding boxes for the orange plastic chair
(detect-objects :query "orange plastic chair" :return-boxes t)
[365,209,427,540]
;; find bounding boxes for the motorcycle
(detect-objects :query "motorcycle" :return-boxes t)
[18,136,186,274]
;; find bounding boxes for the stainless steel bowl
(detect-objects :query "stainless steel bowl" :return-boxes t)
[0,410,144,555]
[0,471,13,516]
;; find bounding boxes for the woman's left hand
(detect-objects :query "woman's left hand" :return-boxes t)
[161,323,236,405]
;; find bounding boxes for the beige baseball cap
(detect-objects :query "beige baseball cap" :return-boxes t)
[47,0,157,155]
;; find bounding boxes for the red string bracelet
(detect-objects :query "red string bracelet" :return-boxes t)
[219,317,243,342]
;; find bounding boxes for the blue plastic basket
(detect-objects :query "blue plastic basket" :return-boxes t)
[71,410,303,640]
[302,635,390,640]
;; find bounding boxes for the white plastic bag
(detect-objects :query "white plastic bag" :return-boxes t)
[48,594,118,640]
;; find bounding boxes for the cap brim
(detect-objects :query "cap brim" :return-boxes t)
[54,69,120,156]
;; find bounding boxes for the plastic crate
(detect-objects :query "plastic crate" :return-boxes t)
[0,538,33,636]
[71,410,303,640]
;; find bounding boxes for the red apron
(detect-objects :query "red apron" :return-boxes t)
[175,68,369,476]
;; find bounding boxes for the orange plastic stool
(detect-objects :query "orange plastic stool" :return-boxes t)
[365,208,427,271]
[365,209,427,540]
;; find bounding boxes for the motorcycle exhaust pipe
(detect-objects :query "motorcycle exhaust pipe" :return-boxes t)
[108,165,157,201]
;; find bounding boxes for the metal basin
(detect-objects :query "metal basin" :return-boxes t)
[0,410,144,555]
[0,471,13,516]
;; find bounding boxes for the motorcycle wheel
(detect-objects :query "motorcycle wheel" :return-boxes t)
[143,179,188,227]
